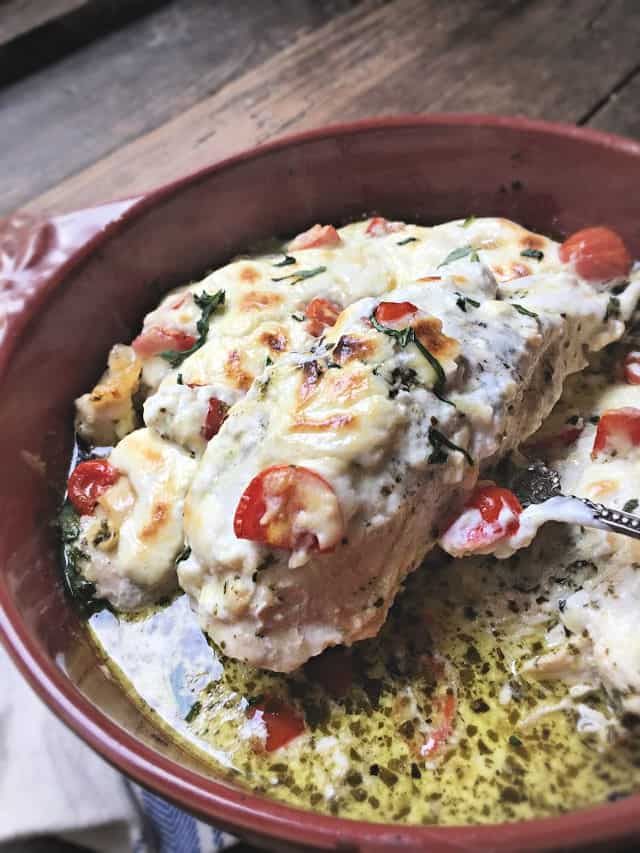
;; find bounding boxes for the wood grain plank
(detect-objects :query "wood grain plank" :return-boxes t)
[9,0,518,215]
[18,0,640,216]
[0,0,169,86]
[586,70,640,139]
[0,0,367,214]
[0,0,87,40]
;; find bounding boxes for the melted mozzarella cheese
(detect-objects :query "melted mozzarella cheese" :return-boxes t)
[77,428,196,610]
[72,217,639,673]
[75,344,142,446]
[181,238,635,671]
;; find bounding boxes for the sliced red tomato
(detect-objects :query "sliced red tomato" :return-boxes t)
[201,397,229,440]
[591,407,640,459]
[559,226,631,282]
[233,464,343,554]
[421,692,456,759]
[132,326,197,358]
[67,459,120,516]
[374,301,419,324]
[287,224,341,251]
[624,351,640,385]
[305,297,342,337]
[366,216,405,237]
[248,698,305,752]
[440,481,522,556]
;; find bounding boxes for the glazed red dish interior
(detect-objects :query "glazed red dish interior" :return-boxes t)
[1,116,640,851]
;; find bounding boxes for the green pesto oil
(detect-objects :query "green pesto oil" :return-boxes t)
[89,521,640,825]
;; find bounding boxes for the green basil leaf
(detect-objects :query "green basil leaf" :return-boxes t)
[520,248,544,260]
[161,289,226,368]
[271,266,327,285]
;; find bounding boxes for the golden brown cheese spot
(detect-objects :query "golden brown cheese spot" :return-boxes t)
[324,370,369,404]
[142,445,163,466]
[586,479,619,499]
[290,413,356,433]
[239,265,261,284]
[224,350,253,391]
[260,329,289,353]
[140,502,169,540]
[417,275,441,283]
[91,387,121,403]
[240,291,283,311]
[333,334,377,365]
[520,233,546,250]
[87,345,141,408]
[413,317,460,360]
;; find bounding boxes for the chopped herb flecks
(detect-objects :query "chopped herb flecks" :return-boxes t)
[521,248,544,261]
[273,254,296,267]
[455,293,480,313]
[369,312,450,402]
[175,545,191,564]
[428,426,474,466]
[623,499,639,514]
[161,289,226,368]
[185,700,202,723]
[462,215,476,228]
[605,296,621,322]
[291,312,305,322]
[512,303,539,319]
[397,237,418,246]
[271,266,327,285]
[439,245,479,267]
[59,501,108,615]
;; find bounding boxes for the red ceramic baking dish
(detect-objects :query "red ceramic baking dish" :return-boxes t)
[2,115,640,852]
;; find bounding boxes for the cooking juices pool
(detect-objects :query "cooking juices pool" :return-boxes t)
[88,521,640,825]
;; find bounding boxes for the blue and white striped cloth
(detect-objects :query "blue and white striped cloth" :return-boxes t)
[0,643,239,853]
[129,784,236,853]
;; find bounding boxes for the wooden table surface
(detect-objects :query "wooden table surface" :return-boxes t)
[2,0,640,220]
[2,1,640,851]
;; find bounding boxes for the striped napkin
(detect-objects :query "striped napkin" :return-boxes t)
[0,643,237,853]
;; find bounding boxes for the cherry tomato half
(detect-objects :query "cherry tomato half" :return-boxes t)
[67,459,120,516]
[440,481,522,556]
[366,217,405,237]
[591,407,640,459]
[233,464,343,554]
[287,224,341,251]
[559,226,631,282]
[201,397,229,440]
[305,297,342,337]
[374,301,419,324]
[132,326,197,358]
[248,698,305,752]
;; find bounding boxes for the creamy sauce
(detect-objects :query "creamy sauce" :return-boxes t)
[89,527,640,824]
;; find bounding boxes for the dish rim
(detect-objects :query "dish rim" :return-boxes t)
[2,112,640,850]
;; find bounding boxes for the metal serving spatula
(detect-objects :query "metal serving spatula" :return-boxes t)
[509,460,640,541]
